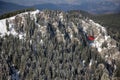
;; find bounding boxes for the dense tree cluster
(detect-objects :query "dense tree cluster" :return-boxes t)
[0,10,119,80]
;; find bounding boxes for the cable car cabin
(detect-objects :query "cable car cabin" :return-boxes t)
[88,36,95,43]
[88,36,95,47]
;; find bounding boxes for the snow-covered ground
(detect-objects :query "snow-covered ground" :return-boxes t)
[0,19,8,37]
[0,9,119,59]
[82,20,116,52]
[0,10,40,39]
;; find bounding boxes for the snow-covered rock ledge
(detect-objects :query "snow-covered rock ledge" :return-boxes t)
[81,19,120,59]
[0,10,40,39]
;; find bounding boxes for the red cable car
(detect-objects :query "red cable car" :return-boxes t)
[88,36,95,41]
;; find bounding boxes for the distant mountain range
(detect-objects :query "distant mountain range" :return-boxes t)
[0,1,27,15]
[0,0,120,15]
[33,2,120,14]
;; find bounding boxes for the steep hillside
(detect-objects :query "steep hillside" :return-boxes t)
[92,13,120,43]
[0,10,120,80]
[69,10,120,44]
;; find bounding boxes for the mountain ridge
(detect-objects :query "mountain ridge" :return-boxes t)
[0,9,120,80]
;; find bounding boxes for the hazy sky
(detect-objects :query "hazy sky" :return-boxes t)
[0,0,82,6]
[0,0,120,6]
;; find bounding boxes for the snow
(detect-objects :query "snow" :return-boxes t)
[101,27,106,33]
[30,40,32,44]
[70,34,73,38]
[17,9,39,16]
[0,16,18,37]
[82,60,85,64]
[89,59,93,67]
[9,16,15,20]
[19,33,26,39]
[105,55,109,58]
[0,19,8,37]
[95,60,97,63]
[31,9,39,15]
[0,13,28,39]
[105,35,108,40]
[81,19,118,53]
[9,28,18,36]
[30,9,39,21]
[36,22,40,27]
[39,26,47,37]
[40,39,43,45]
[89,43,95,47]
[98,47,102,52]
[8,23,18,36]
[82,60,86,67]
[114,64,117,70]
[59,13,64,21]
[107,59,112,65]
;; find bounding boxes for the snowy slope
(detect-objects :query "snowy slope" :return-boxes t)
[0,10,39,38]
[0,19,8,37]
[0,9,119,60]
[81,19,119,59]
